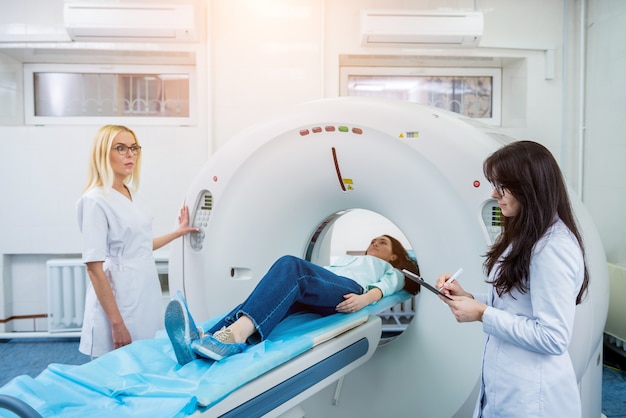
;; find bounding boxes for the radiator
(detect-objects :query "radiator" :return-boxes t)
[46,258,88,333]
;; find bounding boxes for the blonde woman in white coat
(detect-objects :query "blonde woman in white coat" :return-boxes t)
[77,125,197,358]
[436,141,589,418]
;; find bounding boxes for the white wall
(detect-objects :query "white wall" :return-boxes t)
[0,0,623,332]
[209,0,325,149]
[584,0,626,265]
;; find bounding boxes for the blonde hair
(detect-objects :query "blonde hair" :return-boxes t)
[84,125,142,193]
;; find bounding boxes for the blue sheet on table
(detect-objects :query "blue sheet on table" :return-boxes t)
[0,291,411,418]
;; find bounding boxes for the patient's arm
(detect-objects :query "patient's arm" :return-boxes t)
[336,288,383,313]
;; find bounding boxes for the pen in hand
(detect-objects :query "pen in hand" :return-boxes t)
[438,268,463,292]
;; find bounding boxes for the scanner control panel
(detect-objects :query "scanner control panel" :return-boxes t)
[190,191,212,251]
[481,200,502,244]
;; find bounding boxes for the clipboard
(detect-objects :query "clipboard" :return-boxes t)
[402,269,453,300]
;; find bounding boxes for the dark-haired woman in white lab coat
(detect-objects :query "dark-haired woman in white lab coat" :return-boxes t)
[436,141,589,418]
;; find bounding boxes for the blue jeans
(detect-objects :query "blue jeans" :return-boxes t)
[207,255,364,343]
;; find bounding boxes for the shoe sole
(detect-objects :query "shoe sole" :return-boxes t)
[164,299,196,365]
[191,342,225,361]
[178,291,200,341]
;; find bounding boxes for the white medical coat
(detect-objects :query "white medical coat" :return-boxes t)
[474,219,585,418]
[77,187,163,357]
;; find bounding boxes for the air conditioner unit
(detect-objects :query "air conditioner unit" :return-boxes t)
[360,10,483,48]
[63,1,196,42]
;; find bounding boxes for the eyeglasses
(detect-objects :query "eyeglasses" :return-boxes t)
[493,183,505,196]
[112,144,142,156]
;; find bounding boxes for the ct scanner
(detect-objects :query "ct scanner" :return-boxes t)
[168,97,609,417]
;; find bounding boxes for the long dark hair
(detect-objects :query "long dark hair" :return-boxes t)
[483,141,589,304]
[382,234,421,295]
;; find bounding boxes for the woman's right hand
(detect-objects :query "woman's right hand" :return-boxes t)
[435,273,485,323]
[86,261,132,349]
[435,273,468,298]
[111,321,132,349]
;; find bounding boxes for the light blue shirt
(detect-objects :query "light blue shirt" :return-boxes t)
[324,255,405,297]
[474,219,585,417]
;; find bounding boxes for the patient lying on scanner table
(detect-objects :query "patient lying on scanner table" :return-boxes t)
[165,235,420,365]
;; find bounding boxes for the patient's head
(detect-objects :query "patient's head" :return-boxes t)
[365,235,398,263]
[366,234,420,295]
[365,235,420,278]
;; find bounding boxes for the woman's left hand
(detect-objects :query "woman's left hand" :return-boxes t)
[176,205,199,236]
[153,205,200,251]
[336,293,369,313]
[440,295,487,323]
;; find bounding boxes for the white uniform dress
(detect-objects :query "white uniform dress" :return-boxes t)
[77,187,163,357]
[473,219,585,417]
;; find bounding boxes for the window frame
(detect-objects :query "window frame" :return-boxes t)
[340,66,502,126]
[24,63,197,126]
